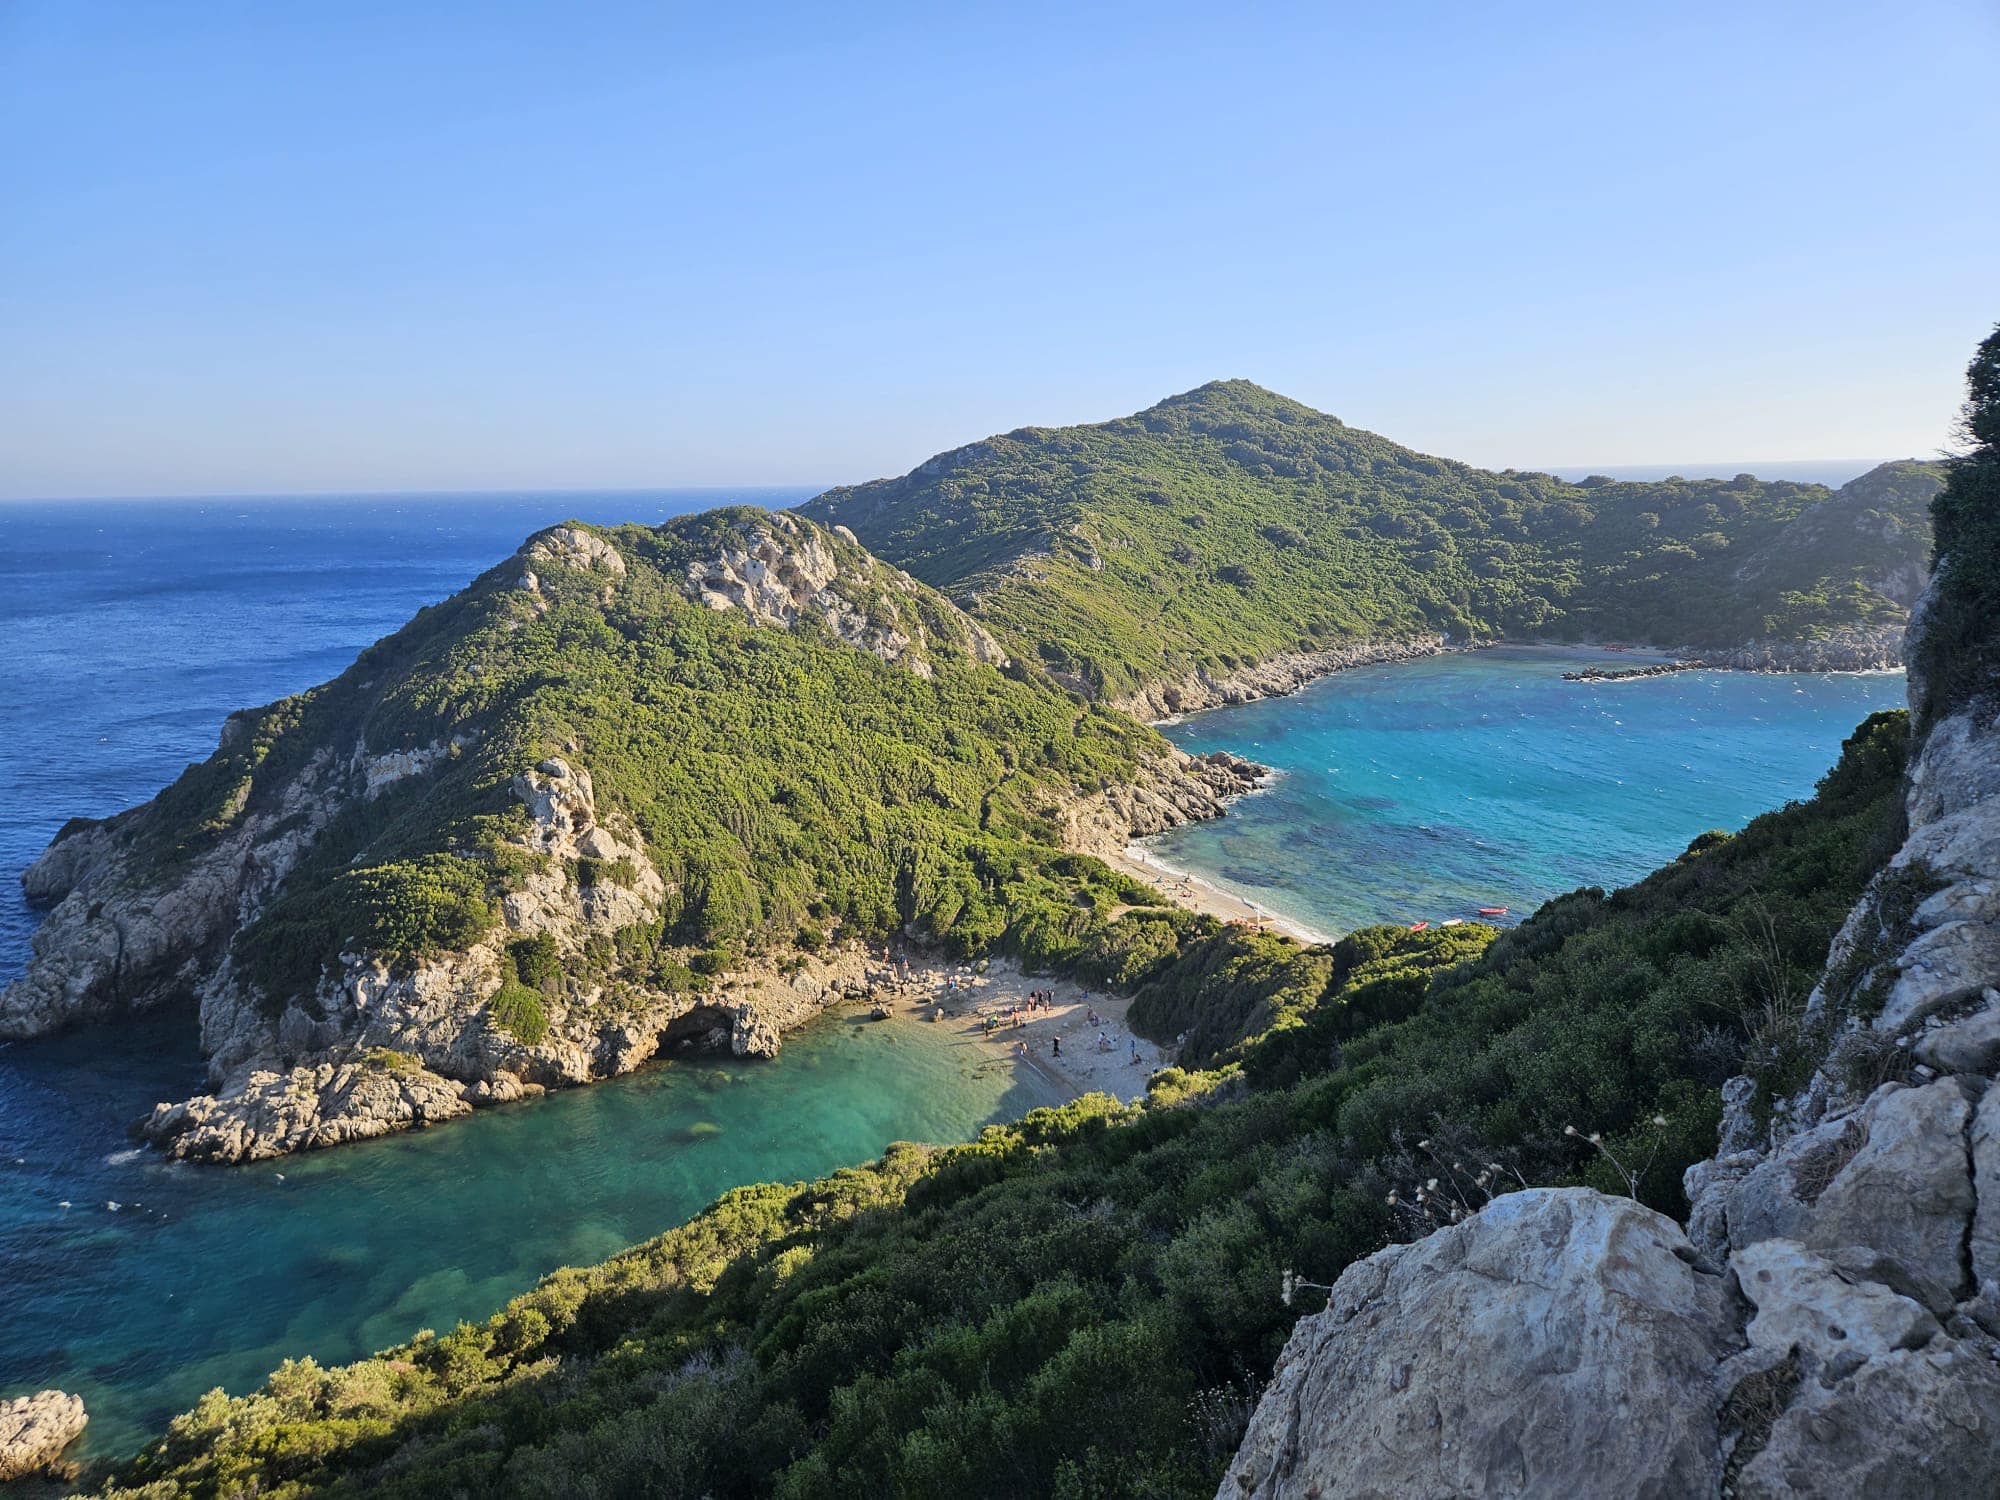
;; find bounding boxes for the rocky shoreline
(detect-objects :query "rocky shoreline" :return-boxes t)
[1108,634,1453,722]
[1564,660,1696,682]
[1688,622,1908,673]
[4,726,1260,1170]
[0,1390,87,1483]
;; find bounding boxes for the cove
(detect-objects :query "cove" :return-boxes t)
[1148,645,1909,938]
[0,1008,1063,1456]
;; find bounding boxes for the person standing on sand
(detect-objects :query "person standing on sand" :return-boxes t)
[1051,1036,1061,1058]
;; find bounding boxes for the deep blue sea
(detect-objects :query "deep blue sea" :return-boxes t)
[0,495,1905,1455]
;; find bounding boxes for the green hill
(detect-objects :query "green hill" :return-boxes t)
[806,381,1941,706]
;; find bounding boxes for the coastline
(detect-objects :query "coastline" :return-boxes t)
[1096,635,1909,952]
[1102,842,1335,947]
[1116,628,1909,729]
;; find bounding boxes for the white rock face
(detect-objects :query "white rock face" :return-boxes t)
[527,525,627,578]
[1722,1078,1976,1312]
[1220,1190,1736,1499]
[0,1390,87,1481]
[0,743,349,1041]
[679,512,1007,675]
[1732,1239,1941,1368]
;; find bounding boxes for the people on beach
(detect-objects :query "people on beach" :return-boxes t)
[1051,1036,1061,1058]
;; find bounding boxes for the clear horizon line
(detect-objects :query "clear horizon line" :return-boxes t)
[0,456,1915,506]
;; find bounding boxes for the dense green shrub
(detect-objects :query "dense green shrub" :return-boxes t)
[488,980,549,1045]
[1913,324,2000,723]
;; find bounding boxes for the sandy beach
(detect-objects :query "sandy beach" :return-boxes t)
[1101,842,1336,946]
[864,956,1170,1104]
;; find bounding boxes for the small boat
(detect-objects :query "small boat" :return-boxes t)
[1440,918,1464,927]
[1478,906,1509,916]
[1408,921,1429,932]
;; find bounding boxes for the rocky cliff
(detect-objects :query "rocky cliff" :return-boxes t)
[0,1390,87,1483]
[1220,356,1999,1497]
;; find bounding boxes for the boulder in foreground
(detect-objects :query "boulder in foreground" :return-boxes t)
[0,1390,87,1482]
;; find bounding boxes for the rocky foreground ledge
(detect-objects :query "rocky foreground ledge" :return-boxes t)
[0,1391,87,1483]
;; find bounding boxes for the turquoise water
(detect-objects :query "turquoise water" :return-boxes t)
[1151,646,1908,937]
[0,1007,1058,1456]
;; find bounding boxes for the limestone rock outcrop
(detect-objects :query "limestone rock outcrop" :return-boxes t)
[680,512,1008,677]
[0,733,417,1043]
[1058,746,1268,857]
[0,1390,87,1482]
[1693,623,1911,674]
[1220,1189,1737,1498]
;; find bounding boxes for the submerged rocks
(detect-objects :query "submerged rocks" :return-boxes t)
[1220,1189,1736,1499]
[0,1390,87,1482]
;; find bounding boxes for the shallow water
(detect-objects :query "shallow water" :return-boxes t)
[1150,646,1907,936]
[0,1007,1058,1454]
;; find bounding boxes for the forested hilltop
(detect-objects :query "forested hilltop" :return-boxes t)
[806,382,1941,709]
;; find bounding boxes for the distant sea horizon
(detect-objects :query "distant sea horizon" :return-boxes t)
[0,457,1906,507]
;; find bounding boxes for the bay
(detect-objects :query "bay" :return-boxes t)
[1150,646,1908,937]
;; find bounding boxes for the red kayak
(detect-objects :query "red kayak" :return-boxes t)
[1409,921,1429,931]
[1478,906,1508,916]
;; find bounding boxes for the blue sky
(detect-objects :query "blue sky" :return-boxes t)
[2,1,1994,498]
